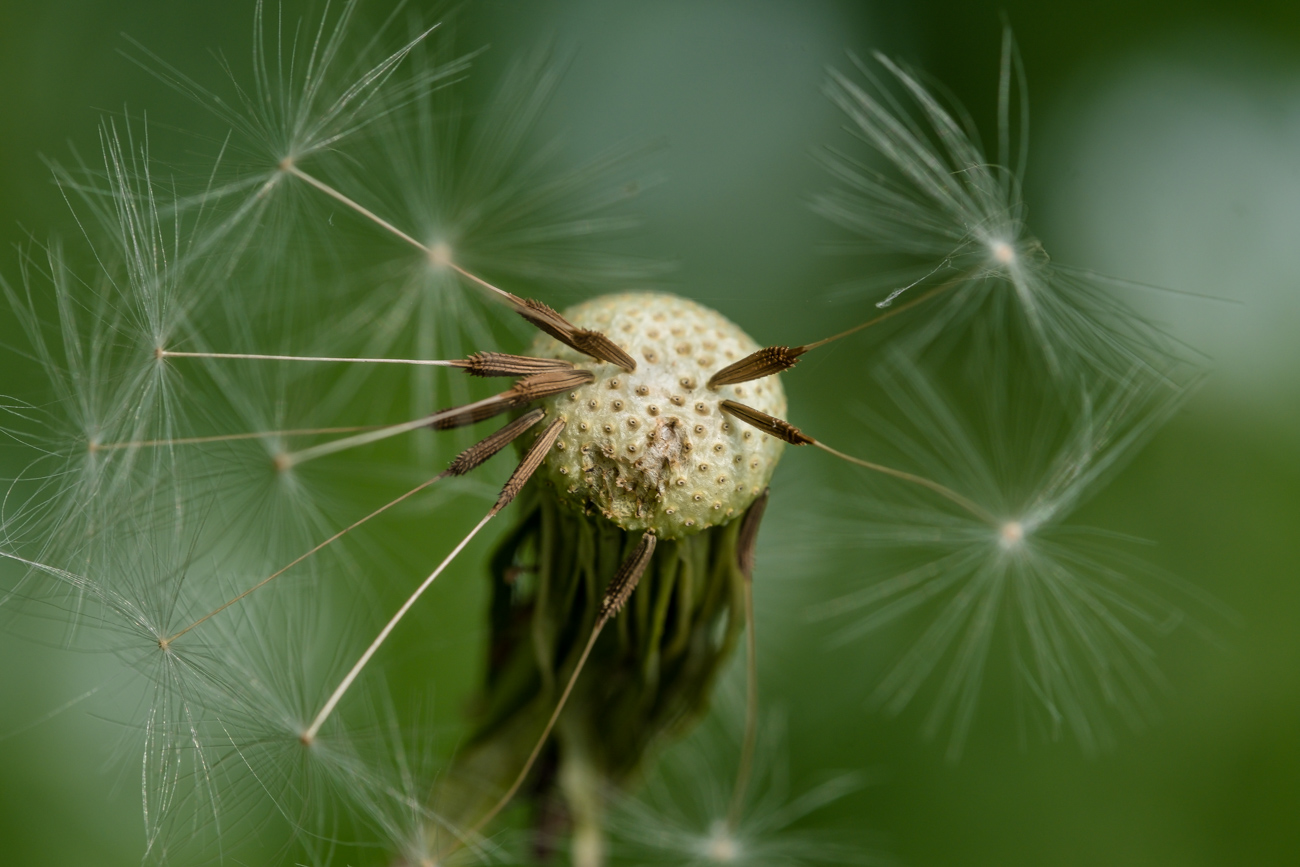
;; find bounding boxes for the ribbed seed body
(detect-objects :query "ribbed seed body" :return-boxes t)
[527,292,786,538]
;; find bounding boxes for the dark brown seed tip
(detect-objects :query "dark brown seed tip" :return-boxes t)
[517,298,577,344]
[599,531,657,625]
[719,400,813,446]
[447,408,546,476]
[514,296,636,371]
[428,393,521,431]
[462,352,576,378]
[571,329,637,372]
[510,368,596,402]
[707,345,803,388]
[430,370,592,432]
[493,418,566,513]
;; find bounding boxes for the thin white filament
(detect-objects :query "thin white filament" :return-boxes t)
[90,425,382,451]
[286,165,517,304]
[281,415,440,468]
[301,511,496,743]
[164,473,449,645]
[160,350,458,366]
[286,163,429,254]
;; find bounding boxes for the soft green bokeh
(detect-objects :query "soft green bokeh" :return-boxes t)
[1,2,1296,865]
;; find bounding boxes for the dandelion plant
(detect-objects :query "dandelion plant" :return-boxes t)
[0,4,1222,866]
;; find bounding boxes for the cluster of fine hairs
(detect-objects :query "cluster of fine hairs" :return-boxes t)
[0,4,1217,865]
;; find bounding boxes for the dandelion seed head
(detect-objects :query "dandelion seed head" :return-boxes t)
[609,704,873,865]
[703,820,742,862]
[427,241,453,268]
[528,292,787,538]
[998,519,1026,549]
[990,239,1016,266]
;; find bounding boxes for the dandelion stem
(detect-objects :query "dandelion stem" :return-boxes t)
[158,349,461,366]
[459,625,602,848]
[729,576,759,831]
[728,489,769,830]
[446,531,657,858]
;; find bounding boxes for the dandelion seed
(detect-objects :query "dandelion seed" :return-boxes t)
[120,6,660,464]
[807,359,1221,757]
[990,239,1016,265]
[607,706,877,866]
[814,30,1185,383]
[3,13,669,857]
[998,520,1025,549]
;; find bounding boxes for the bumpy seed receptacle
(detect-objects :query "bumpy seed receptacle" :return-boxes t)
[437,293,786,857]
[531,292,786,538]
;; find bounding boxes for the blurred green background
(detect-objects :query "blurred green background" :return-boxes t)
[1,1,1297,865]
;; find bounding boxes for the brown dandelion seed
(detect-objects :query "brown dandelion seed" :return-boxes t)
[719,400,813,446]
[429,369,593,430]
[571,329,637,372]
[515,298,636,371]
[706,345,805,388]
[446,409,546,476]
[512,369,598,403]
[598,532,658,624]
[494,419,566,512]
[459,352,576,378]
